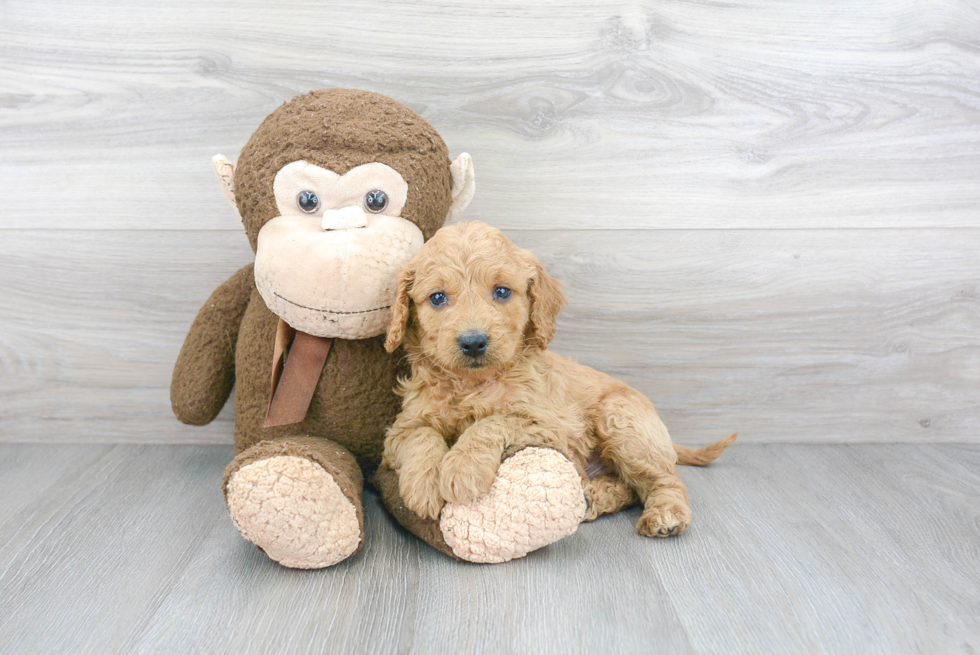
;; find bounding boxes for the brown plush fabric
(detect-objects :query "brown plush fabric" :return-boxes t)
[372,463,460,560]
[235,88,453,251]
[223,435,366,550]
[230,288,408,469]
[171,263,255,425]
[172,89,460,565]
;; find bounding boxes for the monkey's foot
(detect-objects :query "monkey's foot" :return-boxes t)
[225,455,361,568]
[439,447,586,563]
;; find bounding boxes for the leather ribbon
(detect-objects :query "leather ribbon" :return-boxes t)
[263,319,333,428]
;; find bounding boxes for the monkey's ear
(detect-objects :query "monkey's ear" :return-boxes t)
[447,152,475,223]
[384,264,415,353]
[212,154,239,212]
[524,252,567,350]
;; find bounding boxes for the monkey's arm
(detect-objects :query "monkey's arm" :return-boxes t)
[171,263,255,425]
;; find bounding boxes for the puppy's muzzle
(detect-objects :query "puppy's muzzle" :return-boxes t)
[458,330,489,359]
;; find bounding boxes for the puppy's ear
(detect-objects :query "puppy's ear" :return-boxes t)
[385,264,415,353]
[524,252,567,349]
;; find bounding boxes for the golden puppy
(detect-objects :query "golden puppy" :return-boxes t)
[383,221,734,537]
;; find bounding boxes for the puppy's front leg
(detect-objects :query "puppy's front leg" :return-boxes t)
[439,415,534,504]
[384,424,449,520]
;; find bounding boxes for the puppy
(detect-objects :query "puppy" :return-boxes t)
[382,221,734,537]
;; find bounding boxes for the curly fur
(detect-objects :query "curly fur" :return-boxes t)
[383,221,734,537]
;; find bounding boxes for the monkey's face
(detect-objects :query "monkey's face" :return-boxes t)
[222,89,475,340]
[253,160,424,339]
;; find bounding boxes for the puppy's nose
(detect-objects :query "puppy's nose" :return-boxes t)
[458,331,489,358]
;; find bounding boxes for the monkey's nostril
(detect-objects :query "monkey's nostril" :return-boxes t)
[321,205,368,231]
[458,331,489,358]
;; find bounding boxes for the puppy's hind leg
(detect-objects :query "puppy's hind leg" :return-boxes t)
[594,389,692,537]
[582,474,638,521]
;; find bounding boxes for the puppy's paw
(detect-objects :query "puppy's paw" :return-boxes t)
[439,446,500,504]
[399,457,444,520]
[637,497,692,538]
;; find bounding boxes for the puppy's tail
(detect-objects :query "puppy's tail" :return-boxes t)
[674,433,737,466]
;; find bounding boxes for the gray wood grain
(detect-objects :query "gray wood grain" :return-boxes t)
[1,0,979,231]
[2,228,977,443]
[0,230,252,442]
[1,0,979,445]
[654,444,980,654]
[0,445,232,654]
[0,443,976,654]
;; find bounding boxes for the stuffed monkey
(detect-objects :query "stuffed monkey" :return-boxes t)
[171,89,587,567]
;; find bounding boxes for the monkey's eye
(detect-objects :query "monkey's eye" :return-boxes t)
[429,292,448,308]
[364,189,388,213]
[297,191,320,214]
[493,286,512,301]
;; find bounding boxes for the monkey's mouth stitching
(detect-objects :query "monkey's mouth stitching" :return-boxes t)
[273,292,390,315]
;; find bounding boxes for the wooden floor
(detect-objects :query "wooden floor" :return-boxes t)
[0,443,977,655]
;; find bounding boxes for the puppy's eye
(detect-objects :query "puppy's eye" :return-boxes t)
[493,286,512,301]
[429,292,448,308]
[364,189,388,213]
[297,190,320,214]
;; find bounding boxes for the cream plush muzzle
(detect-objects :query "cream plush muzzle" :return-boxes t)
[254,159,424,339]
[255,213,423,338]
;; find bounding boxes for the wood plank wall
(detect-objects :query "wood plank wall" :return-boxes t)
[1,0,978,443]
